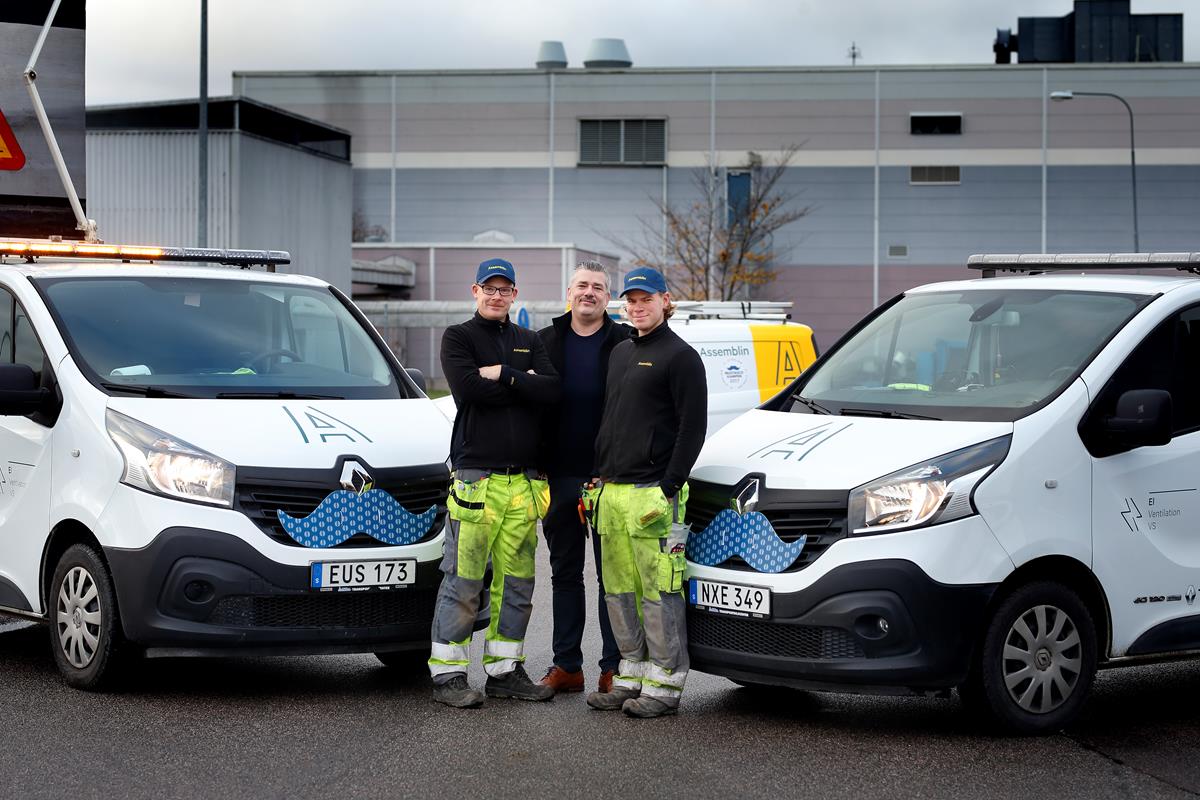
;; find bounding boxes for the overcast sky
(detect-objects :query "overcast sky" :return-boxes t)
[84,0,1195,105]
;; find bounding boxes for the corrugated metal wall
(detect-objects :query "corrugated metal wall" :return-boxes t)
[86,131,234,246]
[238,135,351,289]
[86,131,352,291]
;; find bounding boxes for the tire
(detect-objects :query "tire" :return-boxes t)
[375,648,429,671]
[48,544,126,690]
[960,581,1097,734]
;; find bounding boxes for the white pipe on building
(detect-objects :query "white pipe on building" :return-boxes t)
[872,70,880,309]
[1041,68,1048,253]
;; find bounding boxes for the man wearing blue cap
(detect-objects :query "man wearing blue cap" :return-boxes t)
[429,257,561,708]
[586,266,708,718]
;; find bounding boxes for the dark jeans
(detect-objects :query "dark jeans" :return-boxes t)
[543,475,620,673]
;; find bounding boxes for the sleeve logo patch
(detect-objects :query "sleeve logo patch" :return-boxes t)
[638,361,654,367]
[512,347,530,353]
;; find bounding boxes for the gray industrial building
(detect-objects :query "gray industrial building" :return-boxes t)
[85,97,354,290]
[234,31,1199,348]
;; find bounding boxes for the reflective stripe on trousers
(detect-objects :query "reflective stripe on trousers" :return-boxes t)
[596,482,690,701]
[429,472,540,681]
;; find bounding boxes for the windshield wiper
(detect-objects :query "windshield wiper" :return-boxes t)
[839,407,940,421]
[215,391,345,400]
[100,382,194,398]
[791,394,832,415]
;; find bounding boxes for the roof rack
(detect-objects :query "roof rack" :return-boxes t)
[969,252,1200,278]
[606,299,794,323]
[0,238,290,269]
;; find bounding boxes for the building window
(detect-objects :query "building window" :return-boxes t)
[887,244,909,259]
[579,119,666,165]
[726,171,751,227]
[910,113,963,135]
[910,166,961,185]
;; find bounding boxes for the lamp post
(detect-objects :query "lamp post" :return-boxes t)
[1050,89,1139,252]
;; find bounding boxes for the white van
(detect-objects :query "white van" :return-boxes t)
[0,239,461,689]
[684,253,1200,733]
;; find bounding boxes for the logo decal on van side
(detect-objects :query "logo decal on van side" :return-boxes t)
[746,422,852,462]
[283,406,373,444]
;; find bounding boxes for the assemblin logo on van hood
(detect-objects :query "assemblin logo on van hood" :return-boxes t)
[686,477,806,573]
[693,410,1012,492]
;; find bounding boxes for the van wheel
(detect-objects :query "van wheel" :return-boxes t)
[961,581,1096,734]
[375,649,429,671]
[49,544,125,690]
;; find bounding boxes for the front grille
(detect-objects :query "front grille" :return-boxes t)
[207,588,437,628]
[688,608,865,660]
[685,480,848,573]
[235,465,449,548]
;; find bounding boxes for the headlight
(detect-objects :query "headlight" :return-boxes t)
[106,409,235,507]
[847,436,1010,535]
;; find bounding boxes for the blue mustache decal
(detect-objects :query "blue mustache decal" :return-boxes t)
[685,509,806,573]
[277,489,437,548]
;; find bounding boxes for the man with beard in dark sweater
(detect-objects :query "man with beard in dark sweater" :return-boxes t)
[586,266,707,718]
[536,261,631,695]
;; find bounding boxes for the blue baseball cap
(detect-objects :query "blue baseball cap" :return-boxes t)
[619,267,668,297]
[476,257,517,286]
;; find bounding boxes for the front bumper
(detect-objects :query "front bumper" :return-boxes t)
[688,559,996,693]
[105,527,479,657]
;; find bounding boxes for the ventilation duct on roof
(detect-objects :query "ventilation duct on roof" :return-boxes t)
[583,38,632,69]
[536,41,567,69]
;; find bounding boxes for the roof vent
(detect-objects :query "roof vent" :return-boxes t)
[473,229,516,244]
[583,38,632,69]
[536,41,568,69]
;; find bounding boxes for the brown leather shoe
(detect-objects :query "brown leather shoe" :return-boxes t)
[540,665,584,694]
[597,669,614,694]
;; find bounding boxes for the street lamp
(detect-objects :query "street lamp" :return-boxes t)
[1050,89,1139,252]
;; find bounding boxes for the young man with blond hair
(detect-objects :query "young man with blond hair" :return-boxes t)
[586,267,707,718]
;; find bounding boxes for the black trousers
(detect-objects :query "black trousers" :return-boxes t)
[543,475,620,673]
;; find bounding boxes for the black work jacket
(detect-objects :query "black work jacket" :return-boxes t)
[537,311,633,475]
[440,312,560,470]
[593,321,708,496]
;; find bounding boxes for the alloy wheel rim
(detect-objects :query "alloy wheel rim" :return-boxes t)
[1001,603,1082,714]
[55,566,101,669]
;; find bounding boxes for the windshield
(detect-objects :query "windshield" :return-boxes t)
[793,289,1147,422]
[37,276,408,399]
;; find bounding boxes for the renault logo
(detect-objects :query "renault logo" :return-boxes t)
[731,477,760,516]
[339,460,374,495]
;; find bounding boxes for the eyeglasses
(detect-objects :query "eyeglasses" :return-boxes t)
[477,284,515,297]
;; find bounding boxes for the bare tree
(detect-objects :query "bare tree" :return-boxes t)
[611,146,809,301]
[352,209,388,243]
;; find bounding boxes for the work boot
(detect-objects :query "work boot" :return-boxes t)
[597,669,614,694]
[485,664,554,701]
[432,675,484,709]
[622,695,678,718]
[586,686,640,710]
[540,665,584,694]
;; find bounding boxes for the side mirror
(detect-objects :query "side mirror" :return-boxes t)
[405,367,427,393]
[0,364,49,416]
[1104,389,1172,448]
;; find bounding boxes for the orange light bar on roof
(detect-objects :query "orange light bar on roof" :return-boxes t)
[118,246,163,258]
[0,238,289,267]
[75,244,120,255]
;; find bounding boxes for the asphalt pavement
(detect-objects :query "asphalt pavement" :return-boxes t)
[2,540,1200,800]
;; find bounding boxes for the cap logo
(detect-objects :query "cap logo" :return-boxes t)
[489,265,508,271]
[629,276,646,281]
